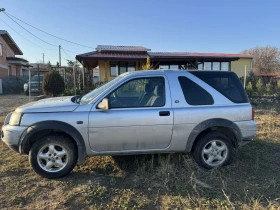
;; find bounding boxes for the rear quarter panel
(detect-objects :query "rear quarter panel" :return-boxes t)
[165,71,253,152]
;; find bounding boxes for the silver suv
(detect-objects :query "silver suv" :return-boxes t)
[1,70,257,178]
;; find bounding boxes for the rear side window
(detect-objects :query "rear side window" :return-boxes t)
[190,72,248,103]
[178,76,214,105]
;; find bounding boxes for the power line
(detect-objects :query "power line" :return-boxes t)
[62,48,80,55]
[0,16,56,50]
[4,11,95,49]
[3,12,58,47]
[61,47,74,60]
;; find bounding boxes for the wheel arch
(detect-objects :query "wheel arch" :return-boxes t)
[19,120,86,163]
[185,118,241,153]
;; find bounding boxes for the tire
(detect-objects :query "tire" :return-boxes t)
[192,132,233,169]
[29,135,78,179]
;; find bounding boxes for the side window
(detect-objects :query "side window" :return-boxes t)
[108,77,165,108]
[190,72,248,103]
[178,76,214,105]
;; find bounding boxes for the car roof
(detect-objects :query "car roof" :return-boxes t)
[123,69,233,76]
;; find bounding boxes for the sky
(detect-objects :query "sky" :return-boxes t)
[0,0,280,66]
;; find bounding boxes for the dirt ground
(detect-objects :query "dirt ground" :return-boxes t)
[0,94,280,209]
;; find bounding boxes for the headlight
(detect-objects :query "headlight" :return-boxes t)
[4,112,12,125]
[9,112,23,126]
[24,83,28,91]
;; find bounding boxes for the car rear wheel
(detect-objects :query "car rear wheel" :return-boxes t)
[192,132,233,169]
[29,135,77,179]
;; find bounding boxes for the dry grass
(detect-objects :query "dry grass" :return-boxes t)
[0,95,280,209]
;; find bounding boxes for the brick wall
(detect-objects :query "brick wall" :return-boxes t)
[0,35,15,77]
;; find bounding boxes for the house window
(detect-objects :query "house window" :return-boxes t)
[221,62,229,71]
[0,44,3,57]
[212,62,220,70]
[198,63,203,70]
[110,62,118,76]
[170,65,179,69]
[159,65,179,70]
[159,65,169,70]
[110,62,136,76]
[204,62,211,70]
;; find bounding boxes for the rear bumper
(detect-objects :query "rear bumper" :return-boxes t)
[235,120,257,145]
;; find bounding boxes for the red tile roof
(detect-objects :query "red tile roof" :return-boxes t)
[96,45,151,52]
[78,51,147,59]
[148,52,253,58]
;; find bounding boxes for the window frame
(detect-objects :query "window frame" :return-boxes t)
[105,76,166,109]
[110,61,136,77]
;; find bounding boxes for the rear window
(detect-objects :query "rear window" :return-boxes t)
[178,76,214,105]
[190,71,248,103]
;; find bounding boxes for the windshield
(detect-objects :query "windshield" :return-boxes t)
[30,75,44,82]
[80,75,124,104]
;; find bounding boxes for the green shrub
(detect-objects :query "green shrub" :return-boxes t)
[42,71,65,97]
[256,79,265,95]
[266,82,273,95]
[62,88,88,96]
[246,82,253,97]
[246,71,257,90]
[276,82,280,97]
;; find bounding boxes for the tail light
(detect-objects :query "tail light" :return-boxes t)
[252,108,254,120]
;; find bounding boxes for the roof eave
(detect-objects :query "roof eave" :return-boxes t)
[0,31,23,55]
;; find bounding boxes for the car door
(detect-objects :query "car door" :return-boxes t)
[88,75,174,152]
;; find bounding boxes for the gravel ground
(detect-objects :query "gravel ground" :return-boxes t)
[0,94,33,125]
[0,94,33,112]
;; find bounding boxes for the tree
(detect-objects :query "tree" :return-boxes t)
[142,57,154,70]
[42,71,65,97]
[246,82,253,97]
[246,71,257,90]
[266,82,273,95]
[256,79,265,95]
[242,46,280,74]
[47,61,52,70]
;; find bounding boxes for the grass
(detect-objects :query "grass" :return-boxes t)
[0,97,280,209]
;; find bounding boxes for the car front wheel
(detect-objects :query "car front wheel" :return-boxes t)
[29,135,77,179]
[192,132,233,169]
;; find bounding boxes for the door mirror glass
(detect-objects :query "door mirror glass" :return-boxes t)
[97,98,109,110]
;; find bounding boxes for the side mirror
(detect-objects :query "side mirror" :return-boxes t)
[97,98,109,110]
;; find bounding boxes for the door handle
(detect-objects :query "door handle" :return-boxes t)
[159,111,170,116]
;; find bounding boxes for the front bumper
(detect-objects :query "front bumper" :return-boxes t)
[1,124,27,153]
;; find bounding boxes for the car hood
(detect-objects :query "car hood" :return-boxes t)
[15,96,79,113]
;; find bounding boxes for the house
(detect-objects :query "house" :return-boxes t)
[76,45,253,82]
[0,30,30,78]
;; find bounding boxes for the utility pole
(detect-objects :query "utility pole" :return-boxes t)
[59,45,61,68]
[42,53,45,69]
[0,8,5,12]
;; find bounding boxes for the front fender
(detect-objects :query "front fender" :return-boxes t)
[19,120,86,163]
